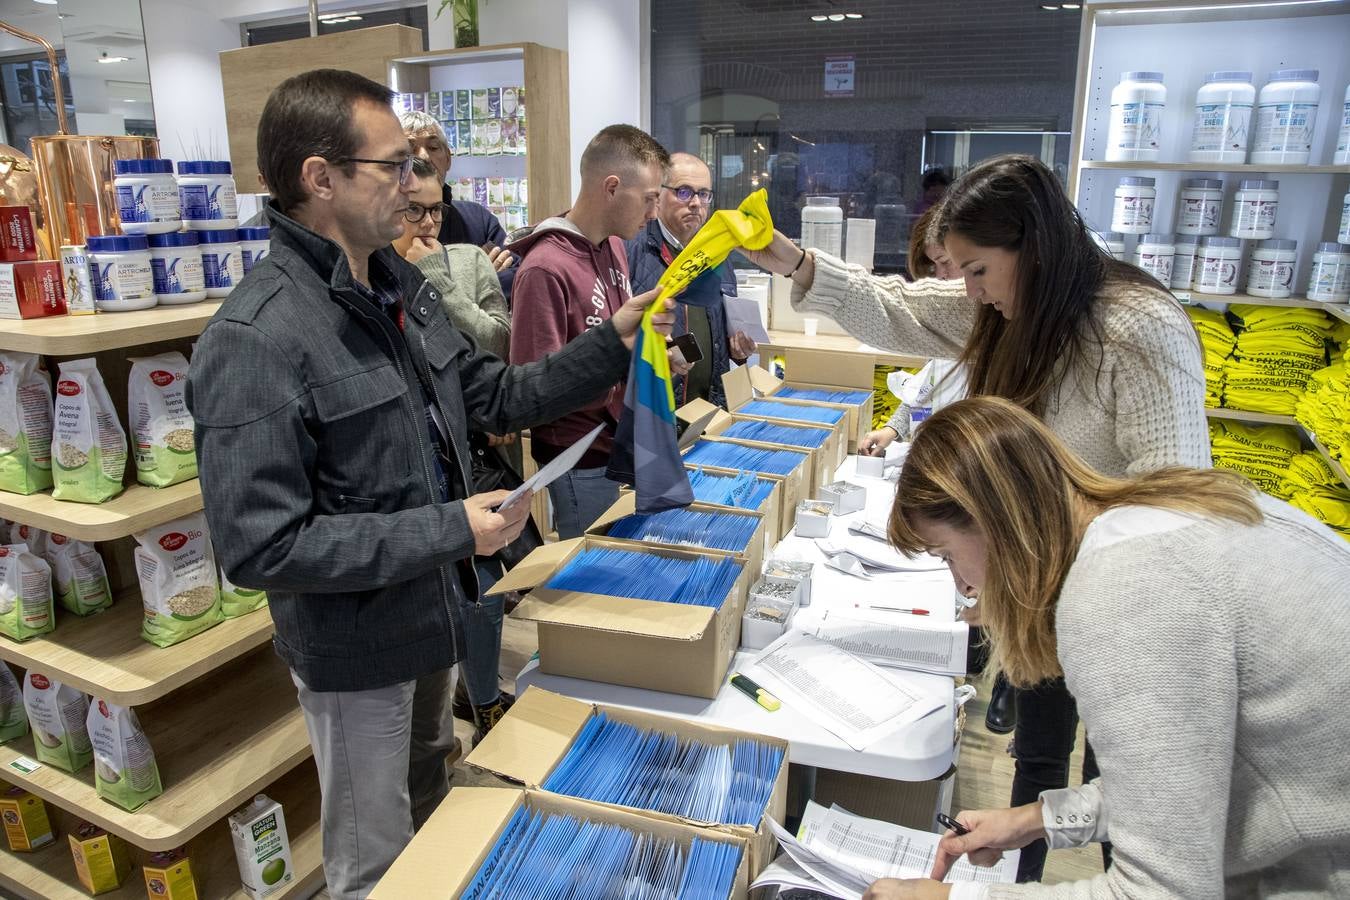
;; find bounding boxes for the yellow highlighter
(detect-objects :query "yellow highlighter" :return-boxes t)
[730,673,781,711]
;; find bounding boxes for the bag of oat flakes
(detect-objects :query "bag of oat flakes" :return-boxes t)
[86,698,162,810]
[0,544,54,642]
[9,522,47,559]
[0,352,54,495]
[22,671,92,772]
[219,561,267,618]
[0,663,27,742]
[127,353,197,488]
[46,533,112,616]
[51,358,127,504]
[134,513,221,647]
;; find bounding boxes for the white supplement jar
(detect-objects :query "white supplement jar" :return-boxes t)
[1177,178,1223,236]
[114,159,181,235]
[1247,239,1298,299]
[1230,180,1278,240]
[1307,242,1350,303]
[1194,236,1242,295]
[800,196,843,258]
[1098,231,1126,261]
[1250,69,1320,165]
[1189,71,1255,164]
[1339,189,1349,245]
[1106,71,1165,162]
[1171,234,1201,290]
[177,160,239,230]
[147,231,207,305]
[1335,83,1350,166]
[1133,233,1174,285]
[197,229,243,298]
[86,234,156,311]
[237,226,270,275]
[1111,177,1155,234]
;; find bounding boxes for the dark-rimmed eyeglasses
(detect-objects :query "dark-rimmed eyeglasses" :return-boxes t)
[334,156,416,186]
[662,184,714,204]
[404,201,449,224]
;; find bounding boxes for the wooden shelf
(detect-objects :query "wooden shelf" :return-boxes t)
[0,759,323,900]
[390,41,526,65]
[0,594,273,706]
[0,480,203,542]
[1205,407,1298,426]
[1080,160,1350,175]
[0,303,222,356]
[0,648,311,851]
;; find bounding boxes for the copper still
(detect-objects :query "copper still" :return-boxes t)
[0,18,160,255]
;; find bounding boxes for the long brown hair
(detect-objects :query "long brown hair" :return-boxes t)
[907,204,942,279]
[888,397,1261,686]
[937,155,1172,414]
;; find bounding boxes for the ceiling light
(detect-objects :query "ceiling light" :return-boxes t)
[810,14,828,21]
[97,54,131,64]
[845,12,863,18]
[33,1,59,6]
[123,99,136,103]
[1061,2,1081,7]
[828,13,846,20]
[1041,3,1060,8]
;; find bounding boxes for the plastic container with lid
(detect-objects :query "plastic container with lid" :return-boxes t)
[1250,70,1320,165]
[197,229,243,298]
[238,226,270,275]
[1246,239,1298,298]
[1177,178,1223,236]
[147,231,207,305]
[1335,83,1350,166]
[1230,180,1279,240]
[177,161,239,230]
[1339,189,1349,245]
[1307,242,1350,302]
[85,235,156,311]
[1098,230,1126,261]
[1170,234,1201,290]
[1111,177,1155,234]
[1106,71,1165,161]
[1194,236,1242,295]
[114,159,181,235]
[800,196,843,258]
[1189,71,1255,164]
[1133,233,1174,285]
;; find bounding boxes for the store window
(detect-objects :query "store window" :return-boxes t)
[0,53,75,156]
[244,4,429,48]
[650,1,1082,272]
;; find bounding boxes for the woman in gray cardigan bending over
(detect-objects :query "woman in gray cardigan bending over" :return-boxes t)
[746,155,1210,882]
[867,397,1350,899]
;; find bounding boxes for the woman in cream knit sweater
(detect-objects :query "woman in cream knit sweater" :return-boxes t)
[867,397,1350,899]
[747,155,1210,881]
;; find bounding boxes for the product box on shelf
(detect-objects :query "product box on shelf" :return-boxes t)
[489,536,751,698]
[0,261,66,319]
[465,687,788,876]
[678,396,836,497]
[369,787,751,900]
[229,793,294,900]
[0,784,54,851]
[586,493,768,576]
[68,822,132,895]
[723,350,875,452]
[0,206,38,262]
[142,847,198,899]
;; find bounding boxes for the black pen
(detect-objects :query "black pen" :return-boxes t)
[937,812,970,836]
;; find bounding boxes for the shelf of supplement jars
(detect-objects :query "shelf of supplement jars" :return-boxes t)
[0,646,311,852]
[0,302,223,356]
[0,758,323,900]
[1079,160,1350,175]
[0,590,274,706]
[1176,291,1350,325]
[0,479,203,543]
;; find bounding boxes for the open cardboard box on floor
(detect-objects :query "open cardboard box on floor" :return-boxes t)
[465,687,788,877]
[678,398,827,500]
[725,349,876,452]
[369,786,752,899]
[587,493,769,579]
[677,463,784,546]
[490,536,751,698]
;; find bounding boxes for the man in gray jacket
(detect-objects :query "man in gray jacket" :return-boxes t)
[187,68,672,899]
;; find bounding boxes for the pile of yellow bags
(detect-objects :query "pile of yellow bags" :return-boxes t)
[1186,307,1236,408]
[1221,305,1332,415]
[1280,451,1350,542]
[1209,419,1301,498]
[1296,359,1349,467]
[873,366,900,430]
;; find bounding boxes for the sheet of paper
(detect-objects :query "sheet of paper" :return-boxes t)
[766,817,873,899]
[497,422,604,512]
[750,853,857,899]
[817,536,947,573]
[723,294,771,344]
[809,611,968,676]
[743,632,945,751]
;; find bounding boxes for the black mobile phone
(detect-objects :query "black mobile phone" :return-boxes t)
[668,332,704,365]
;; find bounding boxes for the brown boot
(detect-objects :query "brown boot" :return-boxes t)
[471,692,515,746]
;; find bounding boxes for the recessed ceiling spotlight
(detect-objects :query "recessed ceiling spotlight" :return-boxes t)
[828,13,846,21]
[810,14,828,21]
[1041,3,1060,8]
[33,1,59,6]
[845,12,863,18]
[1062,2,1081,7]
[97,53,131,64]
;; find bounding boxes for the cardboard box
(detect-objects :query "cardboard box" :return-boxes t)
[228,793,294,899]
[794,500,833,538]
[688,392,847,484]
[678,398,826,500]
[69,822,132,895]
[741,577,800,651]
[465,687,788,875]
[587,494,768,578]
[724,350,875,452]
[0,261,66,319]
[819,480,866,515]
[371,786,751,899]
[0,206,39,262]
[143,848,198,899]
[492,536,751,698]
[0,785,54,851]
[681,463,788,545]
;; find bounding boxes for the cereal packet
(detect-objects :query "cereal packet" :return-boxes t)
[0,544,54,642]
[51,358,127,504]
[127,353,197,488]
[87,698,163,811]
[22,671,92,772]
[135,513,222,647]
[0,663,27,742]
[0,351,54,495]
[219,562,267,619]
[46,533,112,616]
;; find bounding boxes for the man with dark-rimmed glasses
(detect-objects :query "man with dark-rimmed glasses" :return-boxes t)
[187,69,673,898]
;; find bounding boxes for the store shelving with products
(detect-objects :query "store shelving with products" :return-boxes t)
[0,309,321,898]
[1205,406,1350,490]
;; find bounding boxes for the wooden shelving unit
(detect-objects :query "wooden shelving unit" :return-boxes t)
[0,303,222,356]
[1177,291,1350,325]
[0,480,203,543]
[1205,407,1350,491]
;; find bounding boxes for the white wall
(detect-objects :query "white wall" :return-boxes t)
[565,0,643,194]
[141,0,241,161]
[478,0,568,50]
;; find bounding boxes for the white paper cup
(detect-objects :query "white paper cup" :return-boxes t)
[803,317,819,337]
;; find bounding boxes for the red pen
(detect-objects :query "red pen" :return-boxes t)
[856,603,929,615]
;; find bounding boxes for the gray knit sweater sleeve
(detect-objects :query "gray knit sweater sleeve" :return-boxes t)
[415,244,511,360]
[791,250,974,358]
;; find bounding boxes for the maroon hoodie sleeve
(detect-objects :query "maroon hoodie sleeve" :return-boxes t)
[509,265,569,365]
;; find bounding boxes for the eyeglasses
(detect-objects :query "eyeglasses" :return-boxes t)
[404,201,449,224]
[663,184,714,204]
[334,156,416,186]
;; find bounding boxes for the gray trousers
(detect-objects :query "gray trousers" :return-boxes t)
[291,667,457,899]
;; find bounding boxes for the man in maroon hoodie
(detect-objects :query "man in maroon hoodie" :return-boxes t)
[509,124,672,537]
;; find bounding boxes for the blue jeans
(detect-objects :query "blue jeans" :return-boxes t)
[458,558,506,707]
[546,465,620,540]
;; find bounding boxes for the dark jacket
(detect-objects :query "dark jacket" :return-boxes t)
[625,219,738,408]
[187,203,628,692]
[438,185,517,301]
